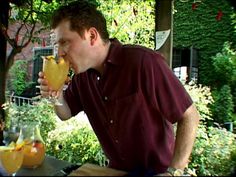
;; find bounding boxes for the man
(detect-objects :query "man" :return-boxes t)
[38,0,200,176]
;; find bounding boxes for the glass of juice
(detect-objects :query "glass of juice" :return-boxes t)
[0,144,24,176]
[42,55,69,105]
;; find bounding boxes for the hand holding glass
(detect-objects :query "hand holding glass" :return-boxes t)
[42,55,69,105]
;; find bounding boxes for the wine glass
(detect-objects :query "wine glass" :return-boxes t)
[0,145,24,176]
[3,125,20,146]
[42,55,69,105]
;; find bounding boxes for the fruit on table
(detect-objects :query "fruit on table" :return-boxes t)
[22,140,46,168]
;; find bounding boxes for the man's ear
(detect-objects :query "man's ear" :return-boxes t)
[89,27,98,45]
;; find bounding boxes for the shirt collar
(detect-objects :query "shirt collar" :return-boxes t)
[104,38,123,66]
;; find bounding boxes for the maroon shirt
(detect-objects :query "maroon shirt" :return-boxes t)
[64,39,193,174]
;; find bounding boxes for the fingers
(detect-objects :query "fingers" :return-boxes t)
[37,71,63,99]
[38,71,46,85]
[38,71,44,78]
[37,71,50,98]
[37,71,63,98]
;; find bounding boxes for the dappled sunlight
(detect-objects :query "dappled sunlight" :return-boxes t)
[54,111,91,131]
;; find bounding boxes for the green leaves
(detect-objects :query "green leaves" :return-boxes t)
[46,117,107,166]
[6,99,56,140]
[98,0,155,48]
[8,60,32,96]
[184,82,236,176]
[190,126,236,176]
[9,0,59,27]
[212,42,236,86]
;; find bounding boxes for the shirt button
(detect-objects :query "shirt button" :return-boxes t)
[110,120,113,124]
[104,96,108,101]
[115,139,119,143]
[97,76,100,81]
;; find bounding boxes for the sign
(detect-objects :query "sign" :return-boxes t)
[155,29,170,50]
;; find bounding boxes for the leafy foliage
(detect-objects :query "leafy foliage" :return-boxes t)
[46,116,107,166]
[211,85,234,124]
[98,0,155,48]
[173,0,236,85]
[211,42,236,88]
[190,126,236,176]
[208,42,236,123]
[7,60,34,96]
[5,99,57,140]
[184,81,213,123]
[184,83,236,176]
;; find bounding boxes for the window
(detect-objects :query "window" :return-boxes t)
[172,46,198,82]
[32,47,54,83]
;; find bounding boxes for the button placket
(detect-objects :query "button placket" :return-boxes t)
[104,96,108,101]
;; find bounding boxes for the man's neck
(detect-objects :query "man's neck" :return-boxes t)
[94,40,111,75]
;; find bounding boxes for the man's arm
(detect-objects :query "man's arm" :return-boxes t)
[169,103,200,170]
[54,92,72,120]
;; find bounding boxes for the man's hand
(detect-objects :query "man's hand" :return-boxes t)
[37,71,65,99]
[37,71,51,98]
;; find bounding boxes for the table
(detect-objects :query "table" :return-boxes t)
[16,155,79,176]
[68,163,128,176]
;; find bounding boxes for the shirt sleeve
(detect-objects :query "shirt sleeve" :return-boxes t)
[141,51,193,123]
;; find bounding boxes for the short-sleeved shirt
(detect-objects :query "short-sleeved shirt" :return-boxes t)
[64,38,193,174]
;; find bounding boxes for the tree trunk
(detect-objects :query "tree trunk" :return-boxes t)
[0,0,10,145]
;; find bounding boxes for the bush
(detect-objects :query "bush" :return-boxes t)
[211,85,234,124]
[209,42,236,123]
[6,99,57,140]
[7,60,34,96]
[184,81,213,124]
[184,82,236,176]
[190,126,236,176]
[46,116,107,166]
[6,99,107,166]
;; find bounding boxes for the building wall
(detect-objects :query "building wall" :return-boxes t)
[7,22,51,81]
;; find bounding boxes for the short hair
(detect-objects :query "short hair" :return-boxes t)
[51,0,109,42]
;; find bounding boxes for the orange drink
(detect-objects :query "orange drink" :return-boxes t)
[17,124,46,169]
[22,140,46,168]
[42,55,69,105]
[0,145,24,175]
[42,55,69,91]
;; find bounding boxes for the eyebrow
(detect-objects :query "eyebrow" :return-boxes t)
[54,38,65,46]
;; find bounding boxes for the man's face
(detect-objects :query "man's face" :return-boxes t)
[54,20,93,74]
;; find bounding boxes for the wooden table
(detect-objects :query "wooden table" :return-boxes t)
[14,155,127,176]
[69,163,128,176]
